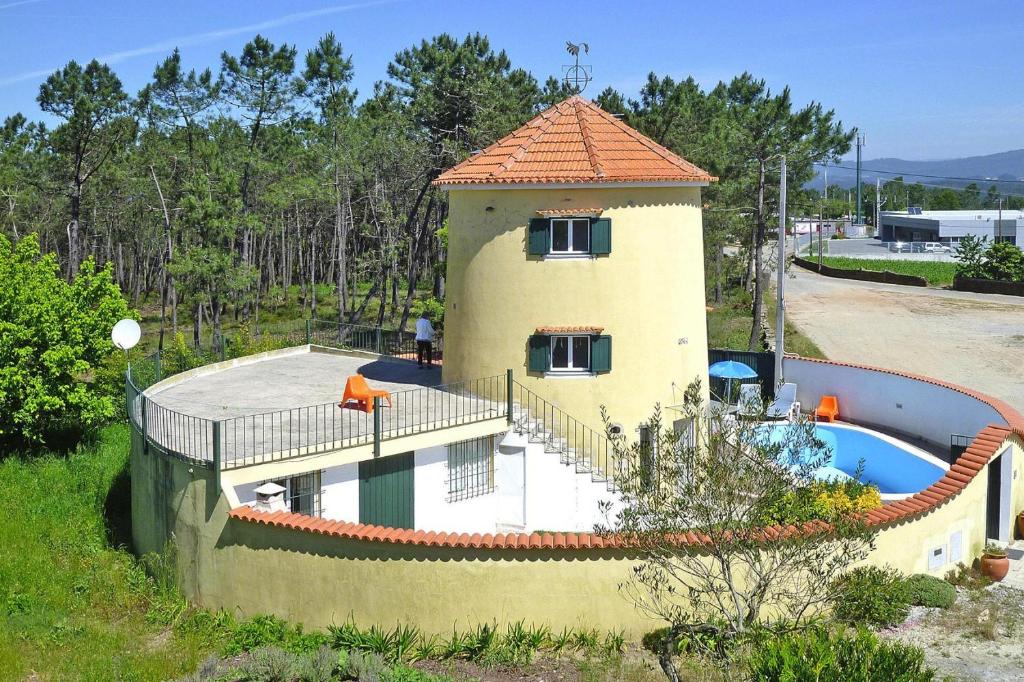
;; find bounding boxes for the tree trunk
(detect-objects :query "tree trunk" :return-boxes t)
[66,181,82,279]
[748,161,767,351]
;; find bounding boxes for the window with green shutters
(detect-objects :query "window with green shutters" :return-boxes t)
[527,334,611,373]
[527,217,611,256]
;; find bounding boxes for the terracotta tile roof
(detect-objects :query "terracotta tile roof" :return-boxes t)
[535,208,603,217]
[433,95,716,187]
[535,325,604,334]
[228,357,1024,551]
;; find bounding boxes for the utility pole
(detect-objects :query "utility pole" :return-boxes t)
[855,134,864,225]
[997,197,1004,242]
[875,178,881,238]
[775,156,787,386]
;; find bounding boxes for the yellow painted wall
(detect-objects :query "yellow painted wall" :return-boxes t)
[442,186,709,432]
[132,427,1024,638]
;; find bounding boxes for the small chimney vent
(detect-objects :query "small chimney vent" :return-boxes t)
[253,481,287,513]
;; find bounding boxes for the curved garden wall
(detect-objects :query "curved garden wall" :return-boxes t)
[130,355,1024,636]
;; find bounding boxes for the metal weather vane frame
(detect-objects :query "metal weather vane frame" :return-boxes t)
[562,41,592,94]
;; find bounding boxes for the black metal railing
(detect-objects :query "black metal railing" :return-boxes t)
[509,380,619,490]
[126,326,499,470]
[215,374,506,468]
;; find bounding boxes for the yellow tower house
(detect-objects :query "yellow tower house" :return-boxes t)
[434,96,715,433]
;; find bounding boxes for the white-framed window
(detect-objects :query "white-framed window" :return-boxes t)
[550,218,591,254]
[550,335,591,372]
[447,436,495,501]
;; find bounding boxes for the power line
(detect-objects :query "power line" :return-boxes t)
[814,162,1024,185]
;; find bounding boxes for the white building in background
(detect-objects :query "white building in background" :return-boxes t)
[879,209,1021,245]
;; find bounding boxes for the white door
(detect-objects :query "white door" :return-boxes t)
[496,434,526,530]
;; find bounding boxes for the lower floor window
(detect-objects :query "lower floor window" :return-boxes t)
[273,471,322,517]
[447,436,495,501]
[551,335,590,372]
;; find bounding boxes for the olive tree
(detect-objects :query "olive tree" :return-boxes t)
[598,383,877,680]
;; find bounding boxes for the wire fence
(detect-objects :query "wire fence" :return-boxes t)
[126,321,488,470]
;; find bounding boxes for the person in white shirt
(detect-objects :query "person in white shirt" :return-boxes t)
[415,313,435,369]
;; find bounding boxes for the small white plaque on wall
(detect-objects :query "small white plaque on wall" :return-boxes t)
[949,530,963,564]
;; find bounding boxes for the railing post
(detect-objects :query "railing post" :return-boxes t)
[373,397,382,457]
[506,368,514,424]
[154,350,162,382]
[140,396,148,456]
[375,328,382,355]
[212,421,222,494]
[305,319,312,345]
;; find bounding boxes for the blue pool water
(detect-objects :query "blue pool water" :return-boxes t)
[761,422,947,497]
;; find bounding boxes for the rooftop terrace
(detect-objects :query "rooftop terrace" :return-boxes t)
[134,347,507,470]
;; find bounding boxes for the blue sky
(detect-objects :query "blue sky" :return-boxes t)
[1,0,1021,159]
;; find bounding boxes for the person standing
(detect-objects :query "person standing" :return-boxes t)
[415,313,435,369]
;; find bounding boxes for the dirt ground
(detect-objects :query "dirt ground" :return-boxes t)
[882,583,1024,682]
[783,268,1024,412]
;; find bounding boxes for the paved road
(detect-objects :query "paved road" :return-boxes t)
[783,267,1024,412]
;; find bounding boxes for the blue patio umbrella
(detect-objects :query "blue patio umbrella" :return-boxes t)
[708,360,758,403]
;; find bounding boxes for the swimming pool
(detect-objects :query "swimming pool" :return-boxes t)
[760,422,949,500]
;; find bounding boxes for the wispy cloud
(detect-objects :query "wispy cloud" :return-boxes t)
[0,0,44,10]
[0,0,400,87]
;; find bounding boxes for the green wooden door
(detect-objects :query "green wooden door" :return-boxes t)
[359,452,415,529]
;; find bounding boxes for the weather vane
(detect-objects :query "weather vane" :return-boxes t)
[562,41,592,94]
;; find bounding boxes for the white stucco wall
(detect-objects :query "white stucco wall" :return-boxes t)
[783,358,1007,444]
[230,435,620,534]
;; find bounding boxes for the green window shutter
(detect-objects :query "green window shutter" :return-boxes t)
[590,217,612,254]
[527,218,549,255]
[527,334,550,372]
[591,335,612,373]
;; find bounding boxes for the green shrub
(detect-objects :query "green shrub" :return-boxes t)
[905,574,956,609]
[748,627,934,681]
[832,566,911,628]
[0,234,131,446]
[237,646,298,682]
[945,562,992,589]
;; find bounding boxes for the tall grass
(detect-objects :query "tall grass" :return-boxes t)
[819,256,957,287]
[0,425,216,680]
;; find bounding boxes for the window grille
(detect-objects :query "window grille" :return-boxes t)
[271,471,323,517]
[447,436,495,501]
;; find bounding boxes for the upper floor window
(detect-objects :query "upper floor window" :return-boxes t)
[528,216,611,256]
[551,218,590,254]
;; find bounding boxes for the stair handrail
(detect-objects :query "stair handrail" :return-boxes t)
[509,380,623,489]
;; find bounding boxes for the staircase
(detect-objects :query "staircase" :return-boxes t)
[508,381,621,491]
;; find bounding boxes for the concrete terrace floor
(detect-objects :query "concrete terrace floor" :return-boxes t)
[143,350,503,464]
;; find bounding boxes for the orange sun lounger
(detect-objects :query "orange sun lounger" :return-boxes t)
[339,374,392,413]
[814,395,839,423]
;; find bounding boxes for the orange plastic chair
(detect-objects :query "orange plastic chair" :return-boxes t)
[339,374,392,413]
[814,395,839,423]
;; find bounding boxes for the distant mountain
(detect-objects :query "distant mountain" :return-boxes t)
[811,149,1024,191]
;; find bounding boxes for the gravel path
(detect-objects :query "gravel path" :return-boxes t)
[784,267,1024,412]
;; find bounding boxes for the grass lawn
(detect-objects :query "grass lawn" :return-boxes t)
[0,424,218,681]
[707,290,825,359]
[818,256,957,287]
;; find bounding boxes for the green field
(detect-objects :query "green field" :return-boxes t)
[0,425,217,680]
[818,256,957,287]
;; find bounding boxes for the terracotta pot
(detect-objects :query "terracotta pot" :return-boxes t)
[981,554,1010,582]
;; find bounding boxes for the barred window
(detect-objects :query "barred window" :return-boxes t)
[447,436,495,501]
[271,471,322,517]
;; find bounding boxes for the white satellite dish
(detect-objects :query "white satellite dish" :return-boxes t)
[111,319,141,351]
